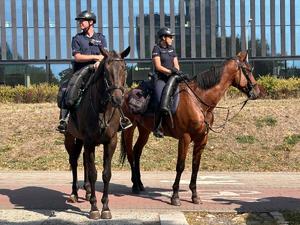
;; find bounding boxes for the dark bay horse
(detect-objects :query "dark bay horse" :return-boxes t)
[64,47,130,219]
[120,51,260,206]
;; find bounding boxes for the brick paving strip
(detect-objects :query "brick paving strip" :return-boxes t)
[0,171,300,224]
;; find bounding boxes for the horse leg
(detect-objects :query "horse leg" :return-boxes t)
[121,127,136,191]
[65,134,83,203]
[171,134,191,206]
[83,151,91,201]
[84,145,101,220]
[131,125,150,193]
[189,135,208,204]
[100,135,117,219]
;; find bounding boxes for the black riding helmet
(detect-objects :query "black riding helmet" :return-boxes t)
[157,27,175,39]
[75,10,96,24]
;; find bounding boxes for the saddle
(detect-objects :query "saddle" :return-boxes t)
[57,65,96,110]
[128,74,180,115]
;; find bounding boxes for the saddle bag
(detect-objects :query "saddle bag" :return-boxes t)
[128,89,150,114]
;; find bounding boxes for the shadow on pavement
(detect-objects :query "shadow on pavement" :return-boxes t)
[89,181,175,205]
[0,218,159,225]
[0,180,177,214]
[212,196,300,212]
[0,186,82,215]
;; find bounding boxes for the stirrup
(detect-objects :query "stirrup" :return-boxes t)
[56,119,67,134]
[153,129,164,138]
[120,117,132,130]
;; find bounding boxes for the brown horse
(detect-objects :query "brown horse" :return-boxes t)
[120,51,260,206]
[64,47,130,219]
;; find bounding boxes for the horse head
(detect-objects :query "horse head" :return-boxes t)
[232,51,260,100]
[98,46,130,107]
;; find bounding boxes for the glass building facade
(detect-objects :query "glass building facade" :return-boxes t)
[0,0,300,85]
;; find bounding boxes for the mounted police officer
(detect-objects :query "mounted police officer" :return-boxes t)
[57,10,107,133]
[152,27,186,138]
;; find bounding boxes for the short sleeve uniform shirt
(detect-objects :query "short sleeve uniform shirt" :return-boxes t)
[152,44,177,80]
[72,32,107,72]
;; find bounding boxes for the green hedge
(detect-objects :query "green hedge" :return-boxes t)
[0,76,299,103]
[227,76,300,99]
[0,83,58,103]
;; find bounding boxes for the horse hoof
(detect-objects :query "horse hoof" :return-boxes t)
[89,210,101,220]
[132,186,140,194]
[171,197,181,206]
[67,194,78,203]
[101,210,112,219]
[192,196,201,204]
[139,184,145,192]
[85,193,91,201]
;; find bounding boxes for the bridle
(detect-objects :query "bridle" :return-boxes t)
[89,56,129,130]
[102,57,126,100]
[236,59,258,99]
[179,58,257,133]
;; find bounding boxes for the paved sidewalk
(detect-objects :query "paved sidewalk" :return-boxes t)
[0,171,300,224]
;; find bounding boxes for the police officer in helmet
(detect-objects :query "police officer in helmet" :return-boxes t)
[57,10,107,133]
[152,27,183,138]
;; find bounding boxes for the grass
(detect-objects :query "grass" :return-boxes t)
[284,134,300,146]
[255,115,277,128]
[185,211,300,225]
[185,212,277,225]
[282,211,300,225]
[0,98,299,171]
[235,135,256,144]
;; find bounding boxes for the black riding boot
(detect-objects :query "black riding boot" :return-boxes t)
[153,75,178,138]
[159,75,178,112]
[153,111,164,138]
[57,108,69,133]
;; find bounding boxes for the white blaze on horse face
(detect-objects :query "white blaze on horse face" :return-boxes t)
[235,68,247,89]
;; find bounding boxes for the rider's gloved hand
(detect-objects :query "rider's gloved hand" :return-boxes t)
[170,67,179,75]
[176,73,189,82]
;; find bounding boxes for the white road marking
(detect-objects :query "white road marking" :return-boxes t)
[160,175,244,185]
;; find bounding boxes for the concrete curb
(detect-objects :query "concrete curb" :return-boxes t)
[160,211,189,225]
[0,209,189,225]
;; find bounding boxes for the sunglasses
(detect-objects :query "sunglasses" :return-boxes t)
[165,36,174,39]
[77,19,88,23]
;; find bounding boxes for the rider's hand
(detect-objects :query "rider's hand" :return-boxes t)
[170,67,179,75]
[96,55,104,62]
[93,55,104,70]
[176,73,189,82]
[94,61,100,70]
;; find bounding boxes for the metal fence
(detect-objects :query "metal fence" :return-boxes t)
[1,0,299,60]
[0,0,300,85]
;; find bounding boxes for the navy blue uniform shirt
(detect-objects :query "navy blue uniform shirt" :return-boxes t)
[152,44,177,80]
[72,32,107,72]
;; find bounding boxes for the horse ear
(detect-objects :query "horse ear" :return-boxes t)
[100,47,108,58]
[237,51,247,62]
[121,46,130,58]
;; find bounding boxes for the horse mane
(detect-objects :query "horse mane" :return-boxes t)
[192,65,223,90]
[192,58,234,90]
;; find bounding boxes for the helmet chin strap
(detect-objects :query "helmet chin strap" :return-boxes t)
[82,22,93,35]
[160,37,171,47]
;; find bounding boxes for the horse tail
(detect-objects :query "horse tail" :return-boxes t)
[119,130,127,165]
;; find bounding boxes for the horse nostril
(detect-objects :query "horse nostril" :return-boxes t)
[112,96,123,107]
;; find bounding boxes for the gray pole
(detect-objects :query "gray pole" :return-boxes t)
[245,18,252,51]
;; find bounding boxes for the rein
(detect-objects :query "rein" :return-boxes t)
[180,57,254,133]
[181,77,249,133]
[89,57,126,130]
